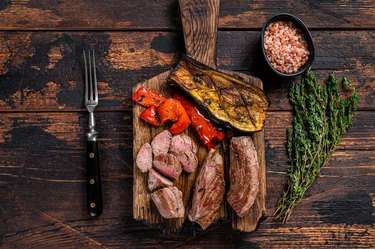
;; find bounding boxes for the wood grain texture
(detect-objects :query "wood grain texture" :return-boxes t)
[0,0,374,247]
[0,0,374,30]
[0,31,373,112]
[179,0,219,68]
[0,111,374,247]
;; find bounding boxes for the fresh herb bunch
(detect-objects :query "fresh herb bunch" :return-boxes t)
[274,68,359,223]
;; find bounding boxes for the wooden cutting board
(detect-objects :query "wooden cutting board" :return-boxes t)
[133,0,266,232]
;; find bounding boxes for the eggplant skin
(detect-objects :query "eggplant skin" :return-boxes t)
[168,56,269,132]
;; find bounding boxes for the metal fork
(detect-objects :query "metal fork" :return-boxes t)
[83,49,102,217]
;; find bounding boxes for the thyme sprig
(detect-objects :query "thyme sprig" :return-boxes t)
[274,69,359,223]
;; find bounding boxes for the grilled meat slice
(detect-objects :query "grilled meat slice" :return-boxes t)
[151,130,172,156]
[169,56,269,132]
[136,143,153,172]
[153,153,182,181]
[148,168,173,191]
[227,136,259,217]
[175,151,198,173]
[170,134,198,154]
[188,148,225,230]
[151,186,185,218]
[170,134,198,173]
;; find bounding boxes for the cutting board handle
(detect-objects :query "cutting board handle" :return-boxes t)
[179,0,220,69]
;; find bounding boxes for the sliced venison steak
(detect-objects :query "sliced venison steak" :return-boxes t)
[170,134,198,173]
[227,136,259,217]
[148,168,173,191]
[153,153,182,181]
[151,130,172,156]
[188,148,225,230]
[136,143,153,172]
[175,150,198,173]
[170,134,198,154]
[151,186,185,219]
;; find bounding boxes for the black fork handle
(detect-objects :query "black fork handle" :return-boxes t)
[86,140,103,217]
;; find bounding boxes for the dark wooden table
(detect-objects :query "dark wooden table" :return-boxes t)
[0,1,374,248]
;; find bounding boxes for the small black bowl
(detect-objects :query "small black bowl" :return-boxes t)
[261,13,315,77]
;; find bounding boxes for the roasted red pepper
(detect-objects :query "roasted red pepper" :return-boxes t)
[157,98,179,124]
[169,100,191,134]
[173,93,225,148]
[157,98,191,134]
[132,86,167,107]
[139,105,161,126]
[133,87,191,134]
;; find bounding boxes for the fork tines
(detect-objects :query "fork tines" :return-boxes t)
[83,49,98,105]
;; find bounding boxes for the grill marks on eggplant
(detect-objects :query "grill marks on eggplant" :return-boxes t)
[169,56,269,132]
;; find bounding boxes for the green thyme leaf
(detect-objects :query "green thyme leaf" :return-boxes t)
[274,68,359,223]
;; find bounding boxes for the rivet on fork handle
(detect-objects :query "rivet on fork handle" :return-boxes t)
[83,50,102,217]
[86,140,102,217]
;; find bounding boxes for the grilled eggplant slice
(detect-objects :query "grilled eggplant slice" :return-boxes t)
[168,56,269,132]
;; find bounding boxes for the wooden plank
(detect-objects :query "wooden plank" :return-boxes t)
[0,0,374,30]
[0,31,373,112]
[0,110,373,171]
[0,111,374,247]
[264,111,375,151]
[235,225,375,249]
